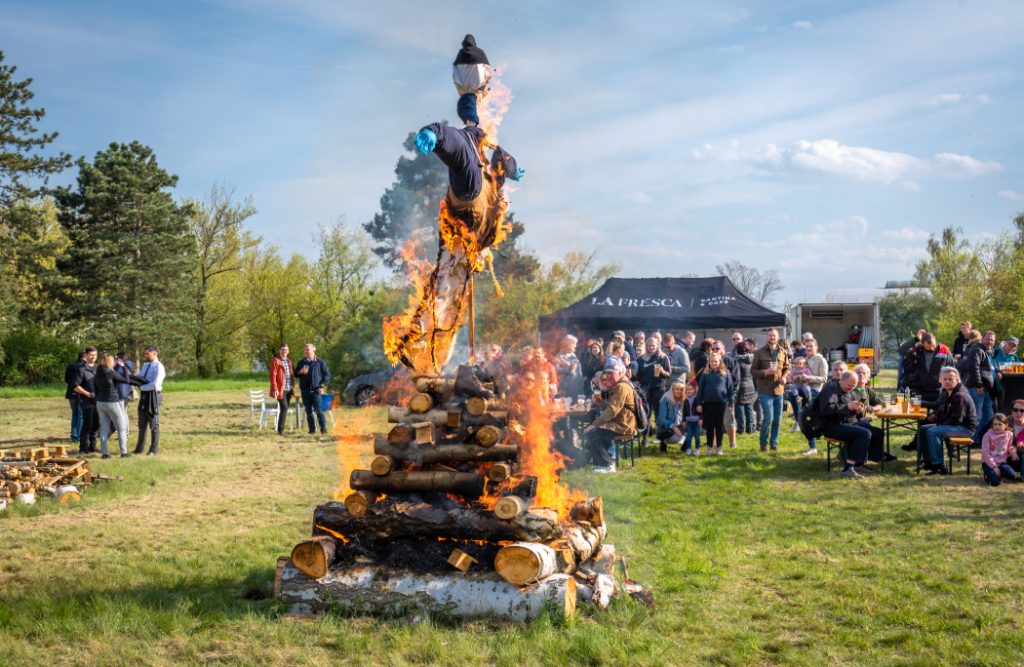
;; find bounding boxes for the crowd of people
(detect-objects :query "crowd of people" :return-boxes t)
[478,320,1024,485]
[63,345,165,458]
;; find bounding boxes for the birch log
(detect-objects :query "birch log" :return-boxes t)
[373,437,518,465]
[349,470,485,497]
[290,535,339,579]
[494,542,558,585]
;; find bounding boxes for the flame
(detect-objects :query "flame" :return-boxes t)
[382,72,514,377]
[315,524,351,544]
[508,375,588,522]
[330,407,378,501]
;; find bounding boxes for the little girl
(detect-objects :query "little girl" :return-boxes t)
[681,383,702,456]
[982,413,1018,487]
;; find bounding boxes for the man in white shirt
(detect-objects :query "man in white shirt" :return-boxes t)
[134,345,166,456]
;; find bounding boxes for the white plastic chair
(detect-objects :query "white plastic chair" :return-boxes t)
[257,393,280,430]
[248,390,264,424]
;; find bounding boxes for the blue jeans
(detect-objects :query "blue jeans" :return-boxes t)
[683,421,701,451]
[918,424,973,466]
[69,397,82,440]
[758,393,784,448]
[735,403,755,433]
[968,387,994,446]
[302,390,327,433]
[983,462,1017,486]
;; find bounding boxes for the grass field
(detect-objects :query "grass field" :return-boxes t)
[3,379,1024,666]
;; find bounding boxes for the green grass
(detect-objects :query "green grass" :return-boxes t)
[0,372,267,398]
[2,381,1024,666]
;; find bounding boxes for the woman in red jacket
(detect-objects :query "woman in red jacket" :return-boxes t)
[269,344,297,435]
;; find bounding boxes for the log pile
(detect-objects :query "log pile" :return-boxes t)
[277,364,648,620]
[0,445,96,507]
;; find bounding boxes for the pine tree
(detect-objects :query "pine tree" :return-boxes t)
[56,141,196,365]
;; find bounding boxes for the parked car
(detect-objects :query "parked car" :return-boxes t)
[342,366,408,406]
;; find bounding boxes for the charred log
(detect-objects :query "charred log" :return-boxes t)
[350,470,485,497]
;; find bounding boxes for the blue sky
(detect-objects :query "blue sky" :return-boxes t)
[3,0,1022,305]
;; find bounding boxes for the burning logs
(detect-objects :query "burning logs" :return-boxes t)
[387,407,453,426]
[313,500,562,543]
[474,424,503,447]
[373,438,518,466]
[279,561,575,620]
[350,470,485,498]
[343,490,375,518]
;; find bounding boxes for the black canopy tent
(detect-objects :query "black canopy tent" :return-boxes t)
[539,276,786,335]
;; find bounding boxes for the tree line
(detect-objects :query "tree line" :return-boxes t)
[0,52,615,385]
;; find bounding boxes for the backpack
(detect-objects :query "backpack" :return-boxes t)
[798,391,826,440]
[618,380,650,433]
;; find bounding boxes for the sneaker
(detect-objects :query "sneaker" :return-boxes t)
[882,453,898,463]
[791,424,800,432]
[853,465,875,475]
[120,453,132,458]
[839,468,863,479]
[101,454,110,459]
[715,447,723,455]
[926,465,950,476]
[901,442,917,452]
[593,465,616,474]
[760,445,768,452]
[802,448,819,456]
[694,448,701,457]
[729,442,737,449]
[147,451,156,457]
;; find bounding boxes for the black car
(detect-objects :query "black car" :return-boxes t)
[342,366,409,406]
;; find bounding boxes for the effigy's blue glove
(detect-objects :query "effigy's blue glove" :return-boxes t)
[510,167,525,181]
[415,129,437,155]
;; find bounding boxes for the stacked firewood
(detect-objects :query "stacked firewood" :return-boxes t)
[278,364,644,620]
[0,445,93,508]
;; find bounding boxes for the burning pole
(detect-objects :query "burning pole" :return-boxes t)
[277,35,650,620]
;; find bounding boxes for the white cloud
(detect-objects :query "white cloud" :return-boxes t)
[933,152,1003,177]
[882,227,931,241]
[692,139,1001,185]
[793,20,813,30]
[790,139,920,184]
[923,93,962,107]
[999,190,1020,201]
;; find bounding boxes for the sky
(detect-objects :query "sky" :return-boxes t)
[3,0,1023,306]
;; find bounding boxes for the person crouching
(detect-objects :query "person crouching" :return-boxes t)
[583,357,637,473]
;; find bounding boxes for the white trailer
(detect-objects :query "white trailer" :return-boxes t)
[787,302,882,372]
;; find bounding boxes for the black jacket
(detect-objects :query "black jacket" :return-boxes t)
[636,352,670,392]
[904,345,952,397]
[94,365,141,403]
[931,382,978,431]
[295,357,331,393]
[953,334,969,359]
[64,361,83,399]
[818,381,861,425]
[962,343,994,390]
[71,363,98,401]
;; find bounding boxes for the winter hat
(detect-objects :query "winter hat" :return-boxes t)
[453,34,489,65]
[457,93,479,125]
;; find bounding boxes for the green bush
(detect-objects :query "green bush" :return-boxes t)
[0,327,78,386]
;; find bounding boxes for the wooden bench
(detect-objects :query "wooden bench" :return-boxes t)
[945,436,974,475]
[826,438,845,473]
[613,433,640,468]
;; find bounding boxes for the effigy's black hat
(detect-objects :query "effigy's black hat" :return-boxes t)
[454,34,489,66]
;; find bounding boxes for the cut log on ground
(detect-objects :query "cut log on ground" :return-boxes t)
[350,470,485,497]
[313,500,562,543]
[373,438,518,466]
[290,535,339,579]
[279,561,575,620]
[494,542,558,585]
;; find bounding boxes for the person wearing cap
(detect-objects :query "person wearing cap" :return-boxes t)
[994,337,1020,412]
[583,357,637,473]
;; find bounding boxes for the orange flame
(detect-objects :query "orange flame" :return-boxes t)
[330,406,378,501]
[314,524,351,544]
[508,374,588,522]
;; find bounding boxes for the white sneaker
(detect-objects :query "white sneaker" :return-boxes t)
[593,465,616,474]
[802,448,819,456]
[694,448,701,457]
[715,447,723,455]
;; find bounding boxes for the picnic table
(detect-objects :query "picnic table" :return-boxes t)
[875,403,930,462]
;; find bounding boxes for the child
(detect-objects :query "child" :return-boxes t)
[681,383,702,456]
[982,413,1018,487]
[786,356,814,431]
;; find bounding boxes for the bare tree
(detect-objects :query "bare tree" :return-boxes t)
[715,260,784,307]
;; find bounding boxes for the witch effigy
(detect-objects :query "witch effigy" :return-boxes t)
[384,35,524,378]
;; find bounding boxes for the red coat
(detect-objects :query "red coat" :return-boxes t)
[269,356,296,399]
